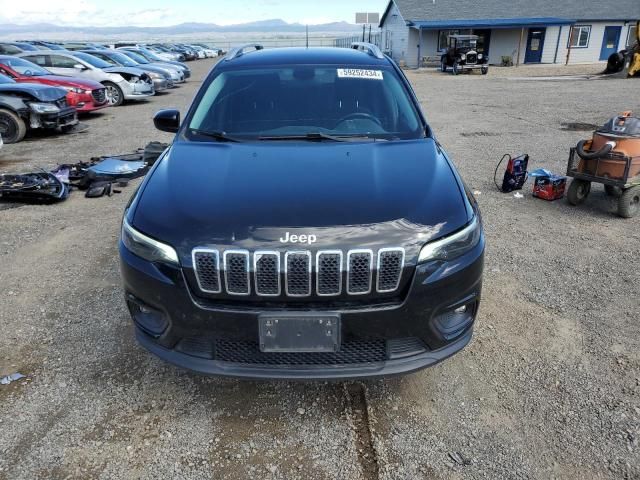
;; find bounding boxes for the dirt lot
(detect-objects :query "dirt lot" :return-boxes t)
[0,59,639,480]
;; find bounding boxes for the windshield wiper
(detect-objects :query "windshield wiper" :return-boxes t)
[190,129,242,143]
[257,132,384,142]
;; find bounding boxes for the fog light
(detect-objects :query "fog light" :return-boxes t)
[433,301,477,340]
[127,295,168,337]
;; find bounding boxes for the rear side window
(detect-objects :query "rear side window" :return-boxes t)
[50,55,78,68]
[26,55,50,67]
[188,65,423,140]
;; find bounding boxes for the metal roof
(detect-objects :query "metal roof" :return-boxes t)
[381,0,640,26]
[409,17,575,30]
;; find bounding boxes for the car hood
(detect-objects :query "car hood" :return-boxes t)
[131,138,470,261]
[103,66,146,77]
[137,65,171,77]
[29,75,103,90]
[0,83,66,101]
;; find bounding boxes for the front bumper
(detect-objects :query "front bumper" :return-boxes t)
[122,81,154,100]
[31,107,78,129]
[119,239,484,380]
[152,78,170,91]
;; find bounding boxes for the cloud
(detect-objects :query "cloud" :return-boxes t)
[0,0,181,27]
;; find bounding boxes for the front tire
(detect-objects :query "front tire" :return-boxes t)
[452,62,459,75]
[103,81,124,107]
[618,186,640,218]
[0,108,27,144]
[481,66,489,75]
[440,58,447,72]
[567,179,591,206]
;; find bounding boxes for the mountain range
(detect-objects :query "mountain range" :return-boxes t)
[0,19,363,37]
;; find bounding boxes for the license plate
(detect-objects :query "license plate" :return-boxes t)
[258,314,340,353]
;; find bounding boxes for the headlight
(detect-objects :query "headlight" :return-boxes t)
[121,217,179,265]
[460,53,466,60]
[29,102,60,114]
[478,54,483,59]
[65,87,86,94]
[148,72,162,79]
[418,216,482,263]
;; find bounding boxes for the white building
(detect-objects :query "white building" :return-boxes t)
[379,0,640,68]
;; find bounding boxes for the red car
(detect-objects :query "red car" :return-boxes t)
[0,55,109,113]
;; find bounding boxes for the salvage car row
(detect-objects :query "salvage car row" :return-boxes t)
[0,42,216,144]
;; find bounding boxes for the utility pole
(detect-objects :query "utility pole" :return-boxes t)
[306,24,309,48]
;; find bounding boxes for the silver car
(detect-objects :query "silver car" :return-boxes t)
[80,50,173,91]
[17,51,154,106]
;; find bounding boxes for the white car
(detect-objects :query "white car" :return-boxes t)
[17,51,154,106]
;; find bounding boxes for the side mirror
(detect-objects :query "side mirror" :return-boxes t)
[74,64,87,70]
[154,109,180,133]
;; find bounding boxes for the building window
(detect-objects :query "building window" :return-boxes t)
[628,24,638,47]
[438,30,459,51]
[568,25,591,48]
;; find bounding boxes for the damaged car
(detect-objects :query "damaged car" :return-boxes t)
[0,56,109,113]
[0,73,78,144]
[17,51,154,106]
[81,49,174,90]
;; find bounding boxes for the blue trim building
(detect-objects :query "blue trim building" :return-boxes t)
[379,0,640,68]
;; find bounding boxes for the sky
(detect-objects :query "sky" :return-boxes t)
[0,0,389,27]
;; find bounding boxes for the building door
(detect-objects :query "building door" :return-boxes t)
[600,26,622,60]
[524,28,546,63]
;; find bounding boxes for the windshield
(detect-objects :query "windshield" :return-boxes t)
[0,57,50,76]
[121,50,149,64]
[139,49,163,62]
[73,52,112,68]
[187,65,424,141]
[104,51,138,67]
[0,44,23,54]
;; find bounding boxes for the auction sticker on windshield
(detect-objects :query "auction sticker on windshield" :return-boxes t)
[337,69,383,80]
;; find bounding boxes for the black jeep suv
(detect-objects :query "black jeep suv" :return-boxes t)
[119,44,485,379]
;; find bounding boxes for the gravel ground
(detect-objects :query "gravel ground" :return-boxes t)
[0,58,638,480]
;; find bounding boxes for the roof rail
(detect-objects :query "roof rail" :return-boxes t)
[225,44,264,61]
[350,42,385,59]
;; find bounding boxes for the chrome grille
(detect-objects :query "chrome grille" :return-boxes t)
[192,249,221,293]
[377,248,405,293]
[316,251,342,296]
[224,250,250,295]
[192,247,405,297]
[347,250,373,295]
[466,53,477,64]
[254,251,280,296]
[285,252,311,296]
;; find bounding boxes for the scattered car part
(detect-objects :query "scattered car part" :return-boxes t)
[0,373,25,385]
[0,171,69,203]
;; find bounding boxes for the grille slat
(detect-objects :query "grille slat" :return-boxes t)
[193,247,405,297]
[254,251,280,296]
[92,88,106,104]
[347,250,373,295]
[316,251,342,296]
[377,248,405,293]
[192,249,221,293]
[285,251,311,297]
[224,250,250,295]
